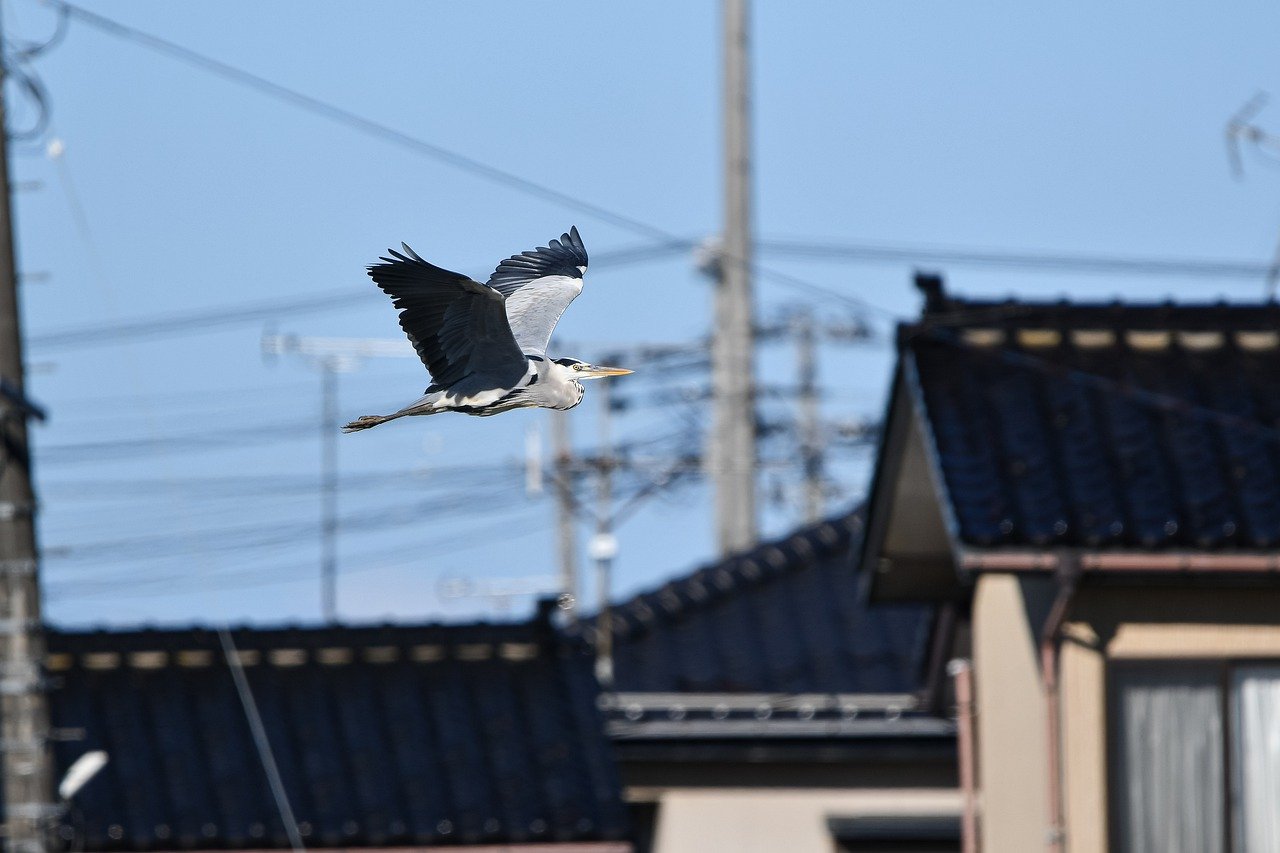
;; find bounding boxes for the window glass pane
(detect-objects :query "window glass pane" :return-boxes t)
[1231,665,1280,853]
[1113,665,1224,853]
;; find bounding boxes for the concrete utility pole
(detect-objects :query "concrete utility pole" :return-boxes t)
[318,365,339,622]
[794,310,824,523]
[262,334,417,622]
[549,412,579,620]
[0,7,55,849]
[711,0,758,555]
[590,378,618,687]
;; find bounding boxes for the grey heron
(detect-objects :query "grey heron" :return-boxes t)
[343,226,631,432]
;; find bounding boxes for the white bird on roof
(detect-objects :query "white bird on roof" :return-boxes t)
[344,227,632,432]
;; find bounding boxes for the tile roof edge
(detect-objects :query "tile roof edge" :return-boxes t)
[908,294,1280,334]
[961,548,1280,572]
[598,508,867,640]
[43,610,563,645]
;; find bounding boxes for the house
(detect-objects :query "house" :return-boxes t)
[44,605,631,852]
[861,275,1280,851]
[588,511,962,852]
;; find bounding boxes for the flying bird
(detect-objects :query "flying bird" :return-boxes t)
[343,226,631,432]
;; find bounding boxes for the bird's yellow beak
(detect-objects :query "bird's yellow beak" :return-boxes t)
[581,365,634,379]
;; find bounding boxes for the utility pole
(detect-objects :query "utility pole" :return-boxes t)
[590,377,618,687]
[794,310,823,523]
[262,333,417,622]
[549,411,579,620]
[710,0,758,555]
[319,364,339,623]
[0,6,54,849]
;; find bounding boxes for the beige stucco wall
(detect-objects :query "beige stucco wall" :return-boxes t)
[649,788,961,853]
[973,573,1051,852]
[1060,623,1107,853]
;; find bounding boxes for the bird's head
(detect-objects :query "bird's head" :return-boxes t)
[553,357,634,380]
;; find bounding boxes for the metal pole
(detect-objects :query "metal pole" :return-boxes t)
[0,7,53,848]
[711,0,757,555]
[949,659,979,853]
[320,363,338,623]
[591,381,616,687]
[796,310,823,522]
[550,411,579,620]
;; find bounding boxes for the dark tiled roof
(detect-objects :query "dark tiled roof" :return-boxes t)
[596,512,935,693]
[46,616,627,850]
[905,293,1280,550]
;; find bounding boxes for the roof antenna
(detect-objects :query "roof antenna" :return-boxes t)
[1226,92,1270,180]
[1224,93,1280,299]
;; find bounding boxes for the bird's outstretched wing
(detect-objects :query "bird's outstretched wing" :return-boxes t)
[486,226,587,357]
[368,244,528,390]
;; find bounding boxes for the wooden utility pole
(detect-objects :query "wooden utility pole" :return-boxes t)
[0,6,54,849]
[711,0,758,555]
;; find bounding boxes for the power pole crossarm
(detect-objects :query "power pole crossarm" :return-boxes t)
[0,6,55,849]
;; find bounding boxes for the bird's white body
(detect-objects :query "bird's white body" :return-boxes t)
[398,358,584,418]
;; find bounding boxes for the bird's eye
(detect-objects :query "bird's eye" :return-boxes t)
[573,364,583,371]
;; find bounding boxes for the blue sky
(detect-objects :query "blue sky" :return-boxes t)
[8,1,1279,627]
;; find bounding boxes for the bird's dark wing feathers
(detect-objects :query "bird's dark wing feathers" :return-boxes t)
[486,226,588,295]
[367,244,527,390]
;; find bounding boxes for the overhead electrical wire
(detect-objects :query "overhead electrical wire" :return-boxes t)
[43,509,546,600]
[38,0,686,246]
[46,481,531,565]
[26,242,693,352]
[34,0,1261,608]
[31,1,1267,361]
[759,239,1277,281]
[40,465,520,500]
[34,0,895,321]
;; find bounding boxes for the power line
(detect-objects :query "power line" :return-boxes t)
[26,241,692,352]
[40,466,518,500]
[37,0,894,320]
[45,482,529,566]
[759,239,1278,281]
[44,511,545,601]
[217,628,305,853]
[41,0,681,245]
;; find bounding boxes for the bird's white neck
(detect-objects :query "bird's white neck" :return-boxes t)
[532,357,585,410]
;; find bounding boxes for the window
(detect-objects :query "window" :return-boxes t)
[827,816,960,852]
[1111,662,1280,852]
[1230,666,1280,852]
